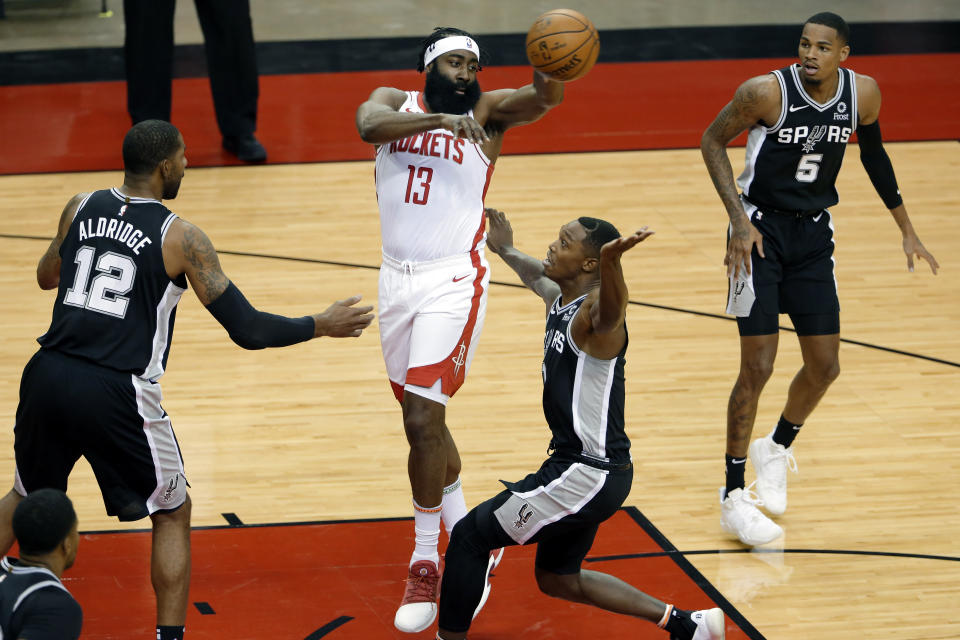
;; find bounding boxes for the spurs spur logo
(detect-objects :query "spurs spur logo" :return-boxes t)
[515,503,534,529]
[801,125,828,153]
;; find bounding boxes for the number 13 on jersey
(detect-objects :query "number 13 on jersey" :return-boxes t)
[404,165,433,205]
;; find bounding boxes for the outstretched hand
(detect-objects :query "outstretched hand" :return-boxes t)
[484,207,514,255]
[903,235,939,274]
[440,114,489,145]
[600,226,655,259]
[313,295,374,338]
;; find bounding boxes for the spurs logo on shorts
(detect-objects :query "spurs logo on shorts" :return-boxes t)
[161,474,181,504]
[515,503,534,529]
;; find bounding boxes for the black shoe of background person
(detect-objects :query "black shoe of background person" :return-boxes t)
[222,134,267,163]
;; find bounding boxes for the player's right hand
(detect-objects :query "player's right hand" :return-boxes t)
[313,295,374,338]
[726,214,765,279]
[484,208,514,254]
[440,114,489,144]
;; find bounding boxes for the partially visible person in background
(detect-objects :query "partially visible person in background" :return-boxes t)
[123,0,267,162]
[0,489,82,640]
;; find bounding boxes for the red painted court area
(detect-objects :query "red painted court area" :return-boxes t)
[1,54,957,175]
[61,509,752,639]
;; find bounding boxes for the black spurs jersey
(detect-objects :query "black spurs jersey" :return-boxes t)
[38,188,187,380]
[0,558,82,640]
[738,64,858,212]
[542,295,630,464]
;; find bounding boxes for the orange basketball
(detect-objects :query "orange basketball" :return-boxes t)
[525,9,600,82]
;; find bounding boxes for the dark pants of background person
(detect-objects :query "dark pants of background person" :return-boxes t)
[123,0,259,138]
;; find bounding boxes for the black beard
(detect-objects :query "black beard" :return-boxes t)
[423,66,481,115]
[163,177,182,200]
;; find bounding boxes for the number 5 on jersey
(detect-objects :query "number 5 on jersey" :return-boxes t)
[795,153,822,183]
[404,164,433,205]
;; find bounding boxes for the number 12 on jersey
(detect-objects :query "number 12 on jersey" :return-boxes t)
[404,165,433,205]
[63,245,137,319]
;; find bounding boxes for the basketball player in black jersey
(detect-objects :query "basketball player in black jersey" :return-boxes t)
[700,12,939,546]
[0,120,374,640]
[0,489,81,640]
[431,208,724,640]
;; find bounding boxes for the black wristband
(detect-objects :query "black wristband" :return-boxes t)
[205,282,314,350]
[858,121,903,209]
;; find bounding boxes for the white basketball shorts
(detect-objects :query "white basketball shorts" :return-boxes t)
[378,249,490,405]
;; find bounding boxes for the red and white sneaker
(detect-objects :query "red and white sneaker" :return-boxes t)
[472,548,505,620]
[394,560,441,633]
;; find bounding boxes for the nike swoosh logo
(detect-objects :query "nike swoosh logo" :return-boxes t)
[789,104,809,112]
[452,274,471,283]
[731,458,747,464]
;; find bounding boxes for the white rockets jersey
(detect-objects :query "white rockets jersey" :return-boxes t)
[375,91,494,262]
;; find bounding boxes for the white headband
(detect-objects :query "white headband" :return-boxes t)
[423,35,480,68]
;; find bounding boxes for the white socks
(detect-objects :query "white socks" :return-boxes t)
[440,477,468,536]
[410,477,468,567]
[411,499,442,567]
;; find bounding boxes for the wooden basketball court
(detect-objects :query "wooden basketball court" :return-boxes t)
[1,142,958,638]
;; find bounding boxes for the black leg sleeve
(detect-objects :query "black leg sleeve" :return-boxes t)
[123,0,176,124]
[193,0,259,137]
[438,491,515,634]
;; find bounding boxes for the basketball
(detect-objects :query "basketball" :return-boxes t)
[525,9,600,82]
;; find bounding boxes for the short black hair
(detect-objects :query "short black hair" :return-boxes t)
[13,489,77,556]
[122,119,182,176]
[417,27,488,73]
[577,217,621,257]
[805,12,850,45]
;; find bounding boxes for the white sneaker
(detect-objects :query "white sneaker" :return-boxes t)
[690,607,725,640]
[472,548,504,620]
[719,485,783,546]
[749,432,798,516]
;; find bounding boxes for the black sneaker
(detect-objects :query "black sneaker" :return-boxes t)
[223,134,267,163]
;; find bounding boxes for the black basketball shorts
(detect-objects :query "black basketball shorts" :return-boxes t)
[477,456,633,575]
[728,198,841,336]
[13,349,188,521]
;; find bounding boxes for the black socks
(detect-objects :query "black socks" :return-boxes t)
[772,414,802,448]
[724,453,746,497]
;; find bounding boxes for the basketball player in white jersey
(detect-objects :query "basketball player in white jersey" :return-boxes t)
[355,27,566,633]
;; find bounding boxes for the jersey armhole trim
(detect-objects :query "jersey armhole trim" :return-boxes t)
[73,192,95,221]
[769,69,788,131]
[848,68,858,133]
[12,580,68,613]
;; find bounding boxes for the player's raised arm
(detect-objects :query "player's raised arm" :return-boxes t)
[481,72,564,132]
[700,74,781,277]
[356,86,488,145]
[485,208,560,307]
[163,219,373,347]
[588,228,654,334]
[37,193,89,290]
[854,74,939,275]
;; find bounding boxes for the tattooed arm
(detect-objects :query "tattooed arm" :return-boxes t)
[162,218,373,345]
[700,74,781,278]
[37,193,89,289]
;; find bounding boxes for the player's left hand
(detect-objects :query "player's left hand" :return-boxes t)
[903,235,939,274]
[600,227,655,259]
[485,208,514,254]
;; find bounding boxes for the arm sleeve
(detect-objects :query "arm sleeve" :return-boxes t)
[204,282,314,350]
[857,120,904,209]
[17,589,83,640]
